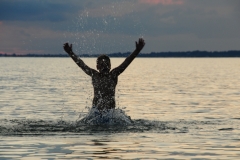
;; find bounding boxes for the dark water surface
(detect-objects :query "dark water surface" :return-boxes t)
[0,58,240,159]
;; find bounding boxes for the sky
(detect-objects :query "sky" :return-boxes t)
[0,0,240,55]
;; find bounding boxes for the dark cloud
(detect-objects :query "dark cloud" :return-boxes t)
[0,0,80,21]
[132,2,240,39]
[0,0,240,54]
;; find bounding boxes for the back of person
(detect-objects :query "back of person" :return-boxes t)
[63,38,145,110]
[92,71,118,110]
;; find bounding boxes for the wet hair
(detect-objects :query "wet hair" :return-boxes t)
[97,54,110,64]
[97,54,111,71]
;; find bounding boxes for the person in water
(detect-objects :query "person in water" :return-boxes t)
[63,38,145,111]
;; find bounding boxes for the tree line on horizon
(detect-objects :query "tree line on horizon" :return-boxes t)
[1,50,240,57]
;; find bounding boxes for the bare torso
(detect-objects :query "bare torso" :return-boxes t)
[92,72,118,110]
[63,38,145,111]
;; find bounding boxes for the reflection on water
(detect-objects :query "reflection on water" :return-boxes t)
[0,58,240,159]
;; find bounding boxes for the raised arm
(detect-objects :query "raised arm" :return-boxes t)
[63,43,97,76]
[111,38,145,76]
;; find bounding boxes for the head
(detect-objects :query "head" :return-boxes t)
[96,54,111,73]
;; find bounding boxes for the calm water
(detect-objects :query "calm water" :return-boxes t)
[0,58,240,159]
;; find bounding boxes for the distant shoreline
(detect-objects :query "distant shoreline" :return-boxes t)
[1,51,240,57]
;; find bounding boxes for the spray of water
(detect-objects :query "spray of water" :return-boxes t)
[60,1,146,125]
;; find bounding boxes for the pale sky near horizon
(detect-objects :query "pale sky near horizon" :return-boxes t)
[0,0,240,55]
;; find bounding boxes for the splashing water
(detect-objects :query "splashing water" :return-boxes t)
[0,105,181,136]
[78,107,132,125]
[64,1,146,56]
[0,97,223,136]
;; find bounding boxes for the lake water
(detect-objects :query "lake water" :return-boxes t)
[0,57,240,159]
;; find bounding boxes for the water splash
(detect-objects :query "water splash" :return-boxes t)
[0,115,223,136]
[77,107,132,125]
[64,1,146,56]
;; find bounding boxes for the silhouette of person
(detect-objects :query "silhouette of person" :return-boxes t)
[63,38,145,110]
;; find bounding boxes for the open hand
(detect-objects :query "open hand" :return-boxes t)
[63,43,73,53]
[135,38,145,51]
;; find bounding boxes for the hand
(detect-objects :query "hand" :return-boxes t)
[63,43,73,53]
[135,38,145,51]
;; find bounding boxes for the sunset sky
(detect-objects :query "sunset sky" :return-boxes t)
[0,0,239,55]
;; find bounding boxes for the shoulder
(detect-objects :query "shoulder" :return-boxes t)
[109,70,119,78]
[91,70,100,77]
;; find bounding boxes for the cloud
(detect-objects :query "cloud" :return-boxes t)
[0,0,239,54]
[0,0,80,21]
[139,0,184,5]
